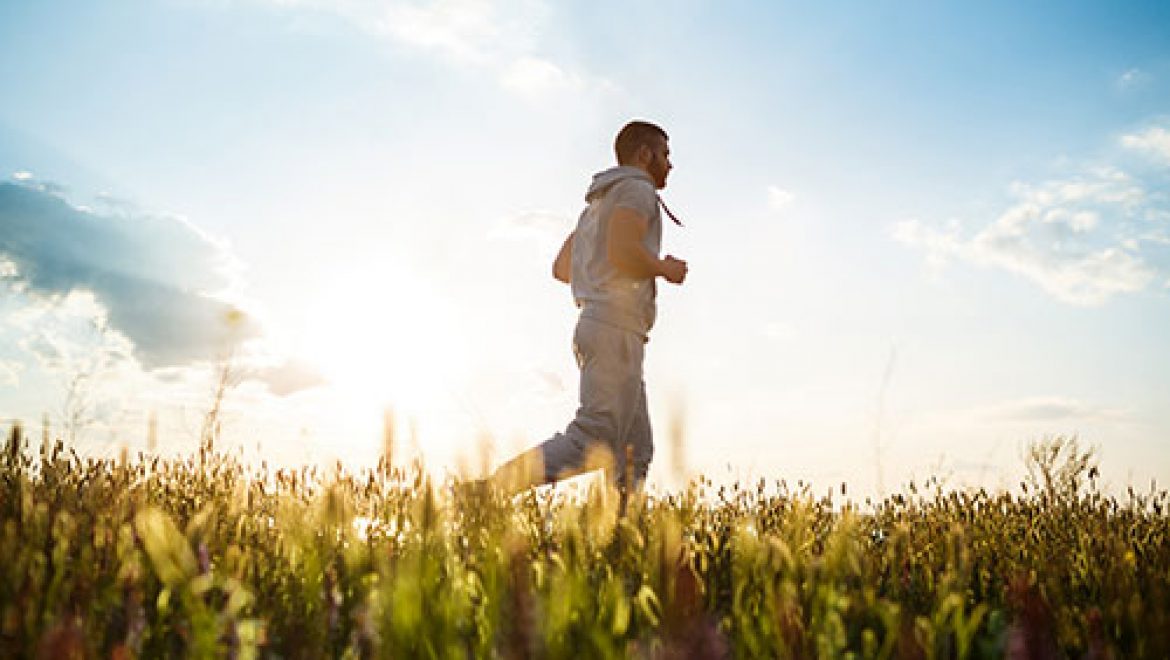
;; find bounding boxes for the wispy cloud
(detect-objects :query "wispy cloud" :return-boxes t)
[248,360,327,396]
[0,176,259,368]
[319,0,529,64]
[1121,124,1170,165]
[255,0,612,99]
[978,396,1129,424]
[0,359,20,387]
[767,185,795,213]
[760,320,797,342]
[492,208,567,240]
[499,56,584,98]
[894,123,1170,305]
[1116,67,1151,91]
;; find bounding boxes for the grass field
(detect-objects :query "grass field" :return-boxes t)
[1,424,1166,659]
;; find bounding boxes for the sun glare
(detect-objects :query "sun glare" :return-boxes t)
[298,264,468,425]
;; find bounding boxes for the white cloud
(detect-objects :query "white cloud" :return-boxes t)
[0,360,20,387]
[492,208,567,240]
[0,278,320,454]
[252,0,534,63]
[6,290,134,374]
[1121,125,1170,165]
[767,185,795,212]
[1116,68,1151,91]
[256,0,613,100]
[978,396,1128,424]
[500,56,583,98]
[760,320,797,342]
[894,160,1168,306]
[247,359,327,396]
[373,0,522,64]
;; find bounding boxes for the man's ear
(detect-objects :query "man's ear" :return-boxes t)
[635,144,651,166]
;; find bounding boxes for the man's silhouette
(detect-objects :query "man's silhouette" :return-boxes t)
[490,120,687,494]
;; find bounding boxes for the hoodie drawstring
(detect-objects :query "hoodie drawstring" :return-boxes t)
[658,195,684,227]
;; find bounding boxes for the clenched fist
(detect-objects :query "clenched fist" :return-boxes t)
[659,254,688,284]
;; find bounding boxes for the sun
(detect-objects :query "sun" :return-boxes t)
[297,262,468,422]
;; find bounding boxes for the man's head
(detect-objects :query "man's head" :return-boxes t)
[615,120,671,189]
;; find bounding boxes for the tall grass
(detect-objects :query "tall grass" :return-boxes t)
[1,424,1166,658]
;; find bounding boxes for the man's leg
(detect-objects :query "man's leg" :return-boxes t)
[491,317,642,492]
[620,380,654,490]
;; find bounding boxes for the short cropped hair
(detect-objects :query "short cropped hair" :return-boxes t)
[614,120,668,165]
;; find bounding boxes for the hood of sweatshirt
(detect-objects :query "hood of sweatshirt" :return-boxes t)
[585,165,653,202]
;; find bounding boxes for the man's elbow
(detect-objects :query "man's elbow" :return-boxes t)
[553,263,570,283]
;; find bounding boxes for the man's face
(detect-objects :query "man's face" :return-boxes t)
[643,137,672,189]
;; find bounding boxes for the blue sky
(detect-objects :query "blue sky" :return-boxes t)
[2,1,1168,494]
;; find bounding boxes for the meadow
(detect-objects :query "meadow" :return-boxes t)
[1,424,1166,659]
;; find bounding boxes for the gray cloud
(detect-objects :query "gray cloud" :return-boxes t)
[0,178,259,368]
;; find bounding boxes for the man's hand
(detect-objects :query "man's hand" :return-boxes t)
[659,254,688,284]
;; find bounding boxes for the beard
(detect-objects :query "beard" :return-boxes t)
[650,160,669,189]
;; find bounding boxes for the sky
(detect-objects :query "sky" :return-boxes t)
[1,0,1168,496]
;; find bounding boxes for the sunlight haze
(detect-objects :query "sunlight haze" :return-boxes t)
[1,1,1168,497]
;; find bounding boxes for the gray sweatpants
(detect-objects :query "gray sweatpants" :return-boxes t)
[536,315,654,489]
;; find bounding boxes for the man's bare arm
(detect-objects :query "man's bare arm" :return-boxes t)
[607,208,688,284]
[552,232,574,283]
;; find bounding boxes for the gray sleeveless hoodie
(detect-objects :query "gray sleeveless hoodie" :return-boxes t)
[570,166,663,340]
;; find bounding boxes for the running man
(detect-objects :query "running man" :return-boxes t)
[490,120,687,494]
